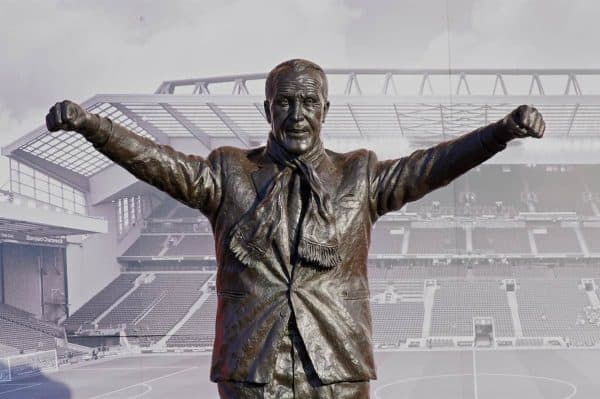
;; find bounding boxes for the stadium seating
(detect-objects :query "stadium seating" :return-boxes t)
[0,304,64,338]
[516,279,600,346]
[0,318,57,355]
[407,228,466,254]
[122,235,168,257]
[99,273,211,339]
[64,274,139,332]
[472,228,531,254]
[370,223,405,255]
[166,293,217,347]
[466,166,528,215]
[471,264,514,278]
[130,273,212,345]
[581,227,600,253]
[527,167,593,215]
[164,235,215,257]
[430,281,514,337]
[371,302,424,345]
[533,227,582,254]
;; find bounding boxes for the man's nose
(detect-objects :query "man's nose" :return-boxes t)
[290,100,304,122]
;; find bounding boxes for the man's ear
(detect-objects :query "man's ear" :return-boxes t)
[264,100,272,124]
[322,100,330,123]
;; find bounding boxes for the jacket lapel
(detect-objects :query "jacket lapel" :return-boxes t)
[251,148,278,199]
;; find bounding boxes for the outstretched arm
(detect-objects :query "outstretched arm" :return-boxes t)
[46,100,222,217]
[369,105,545,220]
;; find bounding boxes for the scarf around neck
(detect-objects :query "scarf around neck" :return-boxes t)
[227,135,341,269]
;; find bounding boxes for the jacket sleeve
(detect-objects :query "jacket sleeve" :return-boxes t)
[368,119,512,221]
[84,117,222,218]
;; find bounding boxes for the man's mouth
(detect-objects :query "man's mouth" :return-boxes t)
[286,129,308,137]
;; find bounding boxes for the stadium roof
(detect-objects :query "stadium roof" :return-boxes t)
[4,69,600,188]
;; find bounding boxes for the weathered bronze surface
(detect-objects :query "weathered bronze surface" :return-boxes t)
[46,59,545,398]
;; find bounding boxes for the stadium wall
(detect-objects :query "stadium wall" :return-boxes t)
[2,242,43,316]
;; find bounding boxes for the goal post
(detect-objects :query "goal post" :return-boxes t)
[0,349,58,382]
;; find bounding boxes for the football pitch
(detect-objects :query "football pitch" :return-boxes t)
[0,348,598,398]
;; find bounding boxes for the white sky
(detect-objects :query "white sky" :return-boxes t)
[2,0,600,184]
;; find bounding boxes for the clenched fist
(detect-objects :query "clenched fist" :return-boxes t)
[46,100,96,133]
[504,105,545,139]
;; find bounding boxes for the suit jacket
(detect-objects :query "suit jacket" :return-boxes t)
[86,119,509,384]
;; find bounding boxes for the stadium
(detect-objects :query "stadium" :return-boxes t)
[1,69,600,398]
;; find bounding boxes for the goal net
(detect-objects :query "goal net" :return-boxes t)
[0,350,58,382]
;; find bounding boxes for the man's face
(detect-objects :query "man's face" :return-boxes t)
[264,70,330,155]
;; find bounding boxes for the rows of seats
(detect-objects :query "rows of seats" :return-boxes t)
[64,274,139,332]
[99,273,209,330]
[466,166,528,214]
[582,227,600,253]
[471,264,514,278]
[552,264,600,279]
[472,228,531,254]
[0,304,64,338]
[430,281,514,337]
[408,228,466,254]
[526,167,593,215]
[516,279,600,346]
[0,318,57,355]
[534,227,582,254]
[166,294,217,347]
[368,265,468,280]
[122,235,167,257]
[371,302,424,344]
[512,265,552,278]
[369,223,404,255]
[130,273,212,345]
[164,235,215,257]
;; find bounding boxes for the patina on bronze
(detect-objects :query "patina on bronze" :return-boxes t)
[46,59,545,399]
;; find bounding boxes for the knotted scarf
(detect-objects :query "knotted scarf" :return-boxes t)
[227,135,341,269]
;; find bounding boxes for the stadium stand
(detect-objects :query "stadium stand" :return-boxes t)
[581,227,600,253]
[99,273,210,333]
[430,281,514,337]
[370,223,405,255]
[122,235,168,257]
[164,235,215,257]
[407,227,466,254]
[516,279,600,346]
[466,166,528,215]
[527,167,593,215]
[129,273,212,345]
[0,304,64,338]
[0,317,57,354]
[167,293,217,347]
[533,226,582,254]
[64,274,140,332]
[471,227,531,254]
[371,302,424,345]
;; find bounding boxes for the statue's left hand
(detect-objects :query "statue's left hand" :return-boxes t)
[504,104,545,139]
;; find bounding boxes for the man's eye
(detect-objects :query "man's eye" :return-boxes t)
[277,98,289,106]
[305,98,316,105]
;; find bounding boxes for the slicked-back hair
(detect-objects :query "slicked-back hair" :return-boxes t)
[265,59,328,102]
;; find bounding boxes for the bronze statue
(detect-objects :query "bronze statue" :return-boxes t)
[46,59,545,399]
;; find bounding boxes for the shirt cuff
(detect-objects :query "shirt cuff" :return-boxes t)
[82,115,113,149]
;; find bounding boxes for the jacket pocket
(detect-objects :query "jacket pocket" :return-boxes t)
[217,289,248,299]
[340,288,370,300]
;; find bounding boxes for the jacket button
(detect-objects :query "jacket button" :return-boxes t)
[280,310,287,318]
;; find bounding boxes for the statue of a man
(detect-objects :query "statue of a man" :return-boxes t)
[46,59,545,399]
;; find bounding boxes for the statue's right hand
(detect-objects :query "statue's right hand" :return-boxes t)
[46,100,91,132]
